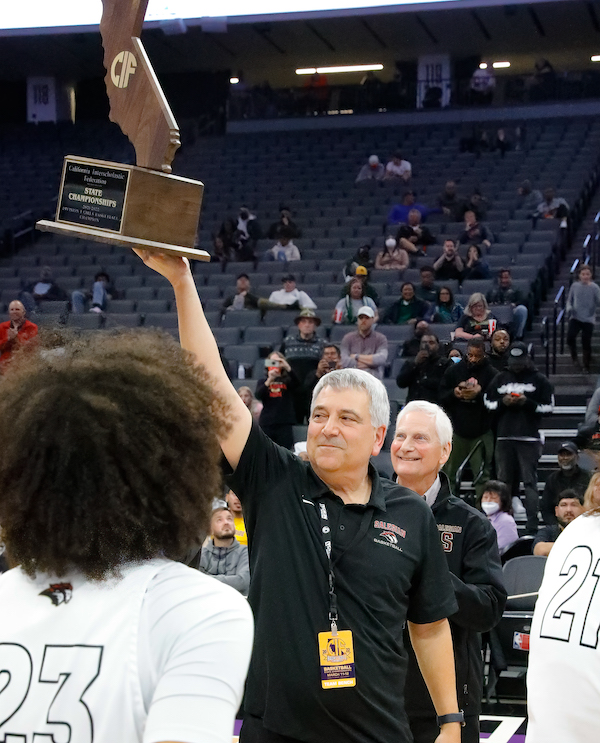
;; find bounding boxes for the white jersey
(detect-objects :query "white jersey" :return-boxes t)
[527,513,600,742]
[0,558,253,743]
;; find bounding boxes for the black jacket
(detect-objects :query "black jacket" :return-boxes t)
[484,366,554,438]
[540,465,591,525]
[439,358,498,439]
[396,353,450,404]
[405,474,506,720]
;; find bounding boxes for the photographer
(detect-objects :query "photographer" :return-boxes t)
[396,334,450,404]
[255,351,299,450]
[302,345,342,414]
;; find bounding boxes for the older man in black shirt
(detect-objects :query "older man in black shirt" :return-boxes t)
[135,250,464,743]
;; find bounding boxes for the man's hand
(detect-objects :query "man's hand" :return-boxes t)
[415,350,429,365]
[503,393,524,406]
[316,358,330,378]
[132,249,191,288]
[7,326,18,341]
[434,723,462,743]
[453,386,464,399]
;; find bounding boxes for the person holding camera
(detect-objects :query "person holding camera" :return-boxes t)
[396,333,450,405]
[255,351,299,450]
[302,344,343,417]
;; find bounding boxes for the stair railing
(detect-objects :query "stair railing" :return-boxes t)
[454,439,485,507]
[541,316,550,378]
[552,285,566,374]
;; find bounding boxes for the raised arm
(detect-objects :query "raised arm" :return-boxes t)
[134,251,252,469]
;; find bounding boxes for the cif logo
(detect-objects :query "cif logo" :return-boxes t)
[110,51,137,89]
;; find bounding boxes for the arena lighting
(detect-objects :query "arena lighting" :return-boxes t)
[230,77,240,83]
[479,63,488,69]
[296,64,383,75]
[592,56,600,62]
[492,61,511,69]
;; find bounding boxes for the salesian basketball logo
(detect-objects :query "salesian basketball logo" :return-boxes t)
[110,51,137,89]
[379,531,398,545]
[39,582,73,606]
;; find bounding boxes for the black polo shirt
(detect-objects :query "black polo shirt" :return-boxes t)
[227,424,457,743]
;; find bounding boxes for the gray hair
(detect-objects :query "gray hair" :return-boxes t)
[396,400,453,448]
[465,292,489,317]
[311,369,390,430]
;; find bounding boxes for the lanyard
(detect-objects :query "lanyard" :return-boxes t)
[317,499,373,636]
[317,501,339,636]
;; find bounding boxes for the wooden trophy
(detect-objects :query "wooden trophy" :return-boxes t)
[36,0,209,261]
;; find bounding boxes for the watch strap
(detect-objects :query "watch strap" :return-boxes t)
[436,711,465,727]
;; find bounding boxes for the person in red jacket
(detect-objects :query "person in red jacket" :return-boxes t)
[0,300,38,370]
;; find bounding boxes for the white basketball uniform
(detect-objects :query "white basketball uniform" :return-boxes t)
[0,558,253,743]
[527,513,600,742]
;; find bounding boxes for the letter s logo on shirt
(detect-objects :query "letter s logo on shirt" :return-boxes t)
[441,532,454,553]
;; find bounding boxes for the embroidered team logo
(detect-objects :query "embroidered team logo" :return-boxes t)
[379,531,398,545]
[39,583,73,606]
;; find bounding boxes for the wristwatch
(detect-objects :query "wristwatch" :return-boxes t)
[436,711,465,727]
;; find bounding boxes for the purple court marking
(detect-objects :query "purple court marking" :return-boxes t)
[481,736,526,742]
[234,720,243,736]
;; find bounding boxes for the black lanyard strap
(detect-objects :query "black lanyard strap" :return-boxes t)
[318,502,339,635]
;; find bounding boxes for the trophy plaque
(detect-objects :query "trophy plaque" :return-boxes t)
[37,0,209,261]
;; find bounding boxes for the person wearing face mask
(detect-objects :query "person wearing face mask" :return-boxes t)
[375,236,409,271]
[439,339,498,500]
[540,442,590,526]
[480,480,518,554]
[484,342,555,534]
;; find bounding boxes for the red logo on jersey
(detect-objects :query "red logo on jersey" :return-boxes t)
[440,531,454,552]
[39,582,73,606]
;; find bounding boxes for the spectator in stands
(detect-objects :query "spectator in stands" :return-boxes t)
[343,244,374,281]
[388,193,440,226]
[222,273,260,312]
[341,306,388,379]
[566,264,600,373]
[375,236,409,271]
[383,150,412,181]
[492,128,511,158]
[226,489,248,546]
[396,209,437,257]
[332,277,378,324]
[454,293,497,341]
[237,385,263,423]
[200,507,250,596]
[0,300,38,371]
[432,286,464,324]
[533,187,569,221]
[263,226,301,262]
[448,347,463,363]
[340,265,380,305]
[583,473,600,511]
[401,320,431,358]
[217,217,242,258]
[72,271,116,314]
[302,344,342,411]
[438,180,465,221]
[487,269,528,340]
[236,205,262,260]
[355,154,385,183]
[255,351,299,449]
[533,490,584,556]
[440,339,497,501]
[583,388,600,427]
[480,480,518,554]
[281,309,325,421]
[433,240,464,282]
[487,328,511,371]
[457,210,492,249]
[211,234,235,263]
[485,342,555,534]
[541,442,591,525]
[382,283,429,326]
[469,65,496,104]
[463,244,490,280]
[392,401,505,743]
[416,266,438,305]
[20,266,67,314]
[517,180,543,214]
[268,274,316,309]
[396,333,450,404]
[267,206,301,240]
[460,191,489,221]
[528,58,557,100]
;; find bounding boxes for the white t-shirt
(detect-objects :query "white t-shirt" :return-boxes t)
[268,288,316,308]
[527,513,600,742]
[0,559,253,743]
[385,159,411,177]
